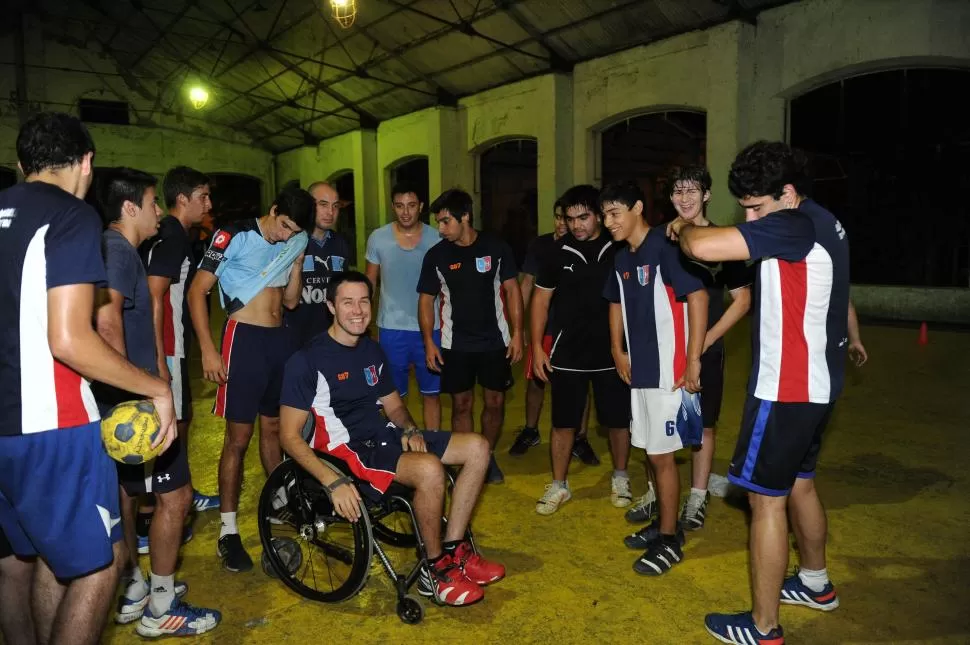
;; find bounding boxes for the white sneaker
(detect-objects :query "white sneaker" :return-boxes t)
[611,476,633,508]
[536,483,571,515]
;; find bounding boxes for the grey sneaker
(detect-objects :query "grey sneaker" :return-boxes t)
[610,475,633,508]
[535,483,571,516]
[680,491,710,531]
[624,486,657,523]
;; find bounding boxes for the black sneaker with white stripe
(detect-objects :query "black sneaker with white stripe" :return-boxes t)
[633,538,683,576]
[680,491,710,530]
[623,520,685,550]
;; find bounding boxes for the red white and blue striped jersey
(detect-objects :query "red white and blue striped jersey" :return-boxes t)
[735,200,850,404]
[280,333,396,451]
[603,227,705,390]
[0,182,106,435]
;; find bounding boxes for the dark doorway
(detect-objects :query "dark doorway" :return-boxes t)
[208,173,262,228]
[600,111,707,226]
[790,68,970,287]
[332,172,358,267]
[390,157,430,223]
[0,167,16,191]
[479,139,538,269]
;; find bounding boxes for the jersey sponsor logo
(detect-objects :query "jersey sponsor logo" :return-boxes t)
[212,231,231,250]
[337,371,350,381]
[449,262,462,270]
[0,208,15,229]
[302,285,326,303]
[636,265,650,286]
[622,271,631,280]
[563,263,574,272]
[475,256,492,273]
[363,365,378,386]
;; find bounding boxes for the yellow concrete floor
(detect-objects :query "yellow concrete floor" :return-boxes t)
[95,320,970,645]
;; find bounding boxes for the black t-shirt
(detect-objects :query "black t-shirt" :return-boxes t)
[417,232,518,352]
[535,233,618,371]
[142,216,196,358]
[522,232,560,336]
[683,254,755,353]
[284,231,352,343]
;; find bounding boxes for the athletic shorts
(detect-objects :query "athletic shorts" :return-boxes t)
[0,422,122,579]
[524,335,554,381]
[550,369,630,429]
[379,328,441,397]
[631,388,704,455]
[325,427,452,502]
[117,437,191,497]
[440,348,513,394]
[700,348,724,428]
[214,320,297,423]
[167,356,192,423]
[728,396,834,496]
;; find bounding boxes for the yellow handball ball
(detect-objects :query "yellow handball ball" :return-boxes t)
[101,400,164,464]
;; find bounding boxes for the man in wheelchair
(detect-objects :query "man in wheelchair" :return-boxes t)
[278,271,505,606]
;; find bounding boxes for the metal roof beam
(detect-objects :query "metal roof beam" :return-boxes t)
[492,0,574,72]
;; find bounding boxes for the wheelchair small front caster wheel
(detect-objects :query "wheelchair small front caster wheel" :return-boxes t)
[397,594,424,624]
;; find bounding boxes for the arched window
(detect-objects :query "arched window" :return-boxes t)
[479,139,537,268]
[390,157,430,223]
[790,69,970,287]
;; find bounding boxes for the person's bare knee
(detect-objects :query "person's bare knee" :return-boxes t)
[483,389,504,410]
[442,432,489,468]
[155,484,192,516]
[452,392,474,416]
[225,422,254,453]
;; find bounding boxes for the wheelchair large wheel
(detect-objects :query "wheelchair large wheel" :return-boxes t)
[258,458,373,602]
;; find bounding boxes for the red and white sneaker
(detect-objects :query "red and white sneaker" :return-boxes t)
[416,554,483,606]
[454,541,505,586]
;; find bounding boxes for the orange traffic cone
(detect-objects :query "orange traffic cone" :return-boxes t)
[918,322,928,345]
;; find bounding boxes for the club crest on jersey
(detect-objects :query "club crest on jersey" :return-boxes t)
[475,256,492,273]
[636,265,650,286]
[364,365,378,386]
[212,231,231,250]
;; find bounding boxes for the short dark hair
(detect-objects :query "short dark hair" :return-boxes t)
[391,181,422,202]
[598,180,646,216]
[326,270,373,303]
[162,166,210,209]
[429,188,473,225]
[272,181,315,232]
[16,112,96,177]
[100,168,158,226]
[553,197,564,216]
[728,141,810,199]
[668,165,712,195]
[559,184,601,216]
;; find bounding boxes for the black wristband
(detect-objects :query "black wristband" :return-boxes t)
[327,476,352,492]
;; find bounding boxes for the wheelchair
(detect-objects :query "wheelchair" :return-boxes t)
[257,448,478,624]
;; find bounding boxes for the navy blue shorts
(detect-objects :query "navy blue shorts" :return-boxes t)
[214,320,298,423]
[326,427,452,502]
[378,328,441,397]
[728,396,834,496]
[0,422,122,579]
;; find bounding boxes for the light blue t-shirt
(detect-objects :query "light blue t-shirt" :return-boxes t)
[365,222,440,331]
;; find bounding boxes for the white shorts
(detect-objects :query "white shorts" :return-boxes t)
[631,388,686,455]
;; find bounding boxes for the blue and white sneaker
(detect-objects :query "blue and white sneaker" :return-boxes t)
[192,490,220,513]
[135,599,221,637]
[137,524,194,555]
[115,581,188,624]
[705,611,785,644]
[780,574,840,611]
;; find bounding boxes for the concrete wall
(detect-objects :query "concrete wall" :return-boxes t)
[4,0,969,321]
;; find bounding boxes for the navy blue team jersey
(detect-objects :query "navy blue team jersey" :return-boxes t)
[143,215,196,359]
[603,227,705,390]
[0,182,107,436]
[280,333,396,451]
[285,231,351,343]
[735,200,850,403]
[417,232,518,352]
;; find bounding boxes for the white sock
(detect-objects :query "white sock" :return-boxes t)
[798,567,829,592]
[123,566,148,601]
[552,480,568,490]
[219,512,238,538]
[690,487,708,499]
[613,469,628,480]
[148,573,176,616]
